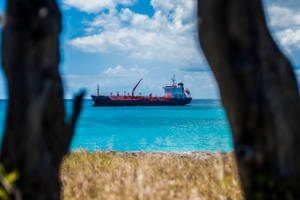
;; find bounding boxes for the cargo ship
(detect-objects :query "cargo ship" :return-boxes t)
[91,76,192,106]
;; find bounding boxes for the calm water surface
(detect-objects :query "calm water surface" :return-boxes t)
[0,99,233,152]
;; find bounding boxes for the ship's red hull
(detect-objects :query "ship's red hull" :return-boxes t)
[91,95,192,106]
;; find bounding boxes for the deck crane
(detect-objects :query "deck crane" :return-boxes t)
[132,78,143,96]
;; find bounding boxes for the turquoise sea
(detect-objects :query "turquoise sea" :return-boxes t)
[0,99,233,152]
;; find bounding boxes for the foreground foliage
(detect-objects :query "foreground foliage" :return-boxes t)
[61,151,243,200]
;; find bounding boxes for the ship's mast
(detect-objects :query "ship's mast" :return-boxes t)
[171,75,176,86]
[97,84,100,96]
[132,78,143,96]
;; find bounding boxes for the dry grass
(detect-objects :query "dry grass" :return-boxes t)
[61,151,243,200]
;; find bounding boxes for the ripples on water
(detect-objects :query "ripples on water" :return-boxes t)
[0,99,233,152]
[69,99,233,152]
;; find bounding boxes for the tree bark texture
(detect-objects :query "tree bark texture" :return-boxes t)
[197,0,300,199]
[1,1,84,199]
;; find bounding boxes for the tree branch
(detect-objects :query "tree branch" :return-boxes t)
[197,0,300,198]
[0,1,84,199]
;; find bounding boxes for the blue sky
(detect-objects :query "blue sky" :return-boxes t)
[1,0,300,99]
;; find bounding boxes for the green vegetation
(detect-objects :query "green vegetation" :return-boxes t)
[61,151,243,200]
[0,165,19,200]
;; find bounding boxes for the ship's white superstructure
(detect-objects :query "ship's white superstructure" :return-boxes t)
[163,76,190,98]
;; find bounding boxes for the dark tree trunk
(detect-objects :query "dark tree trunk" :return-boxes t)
[1,0,84,199]
[197,0,300,199]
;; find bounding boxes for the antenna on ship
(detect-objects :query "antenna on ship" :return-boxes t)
[97,84,100,96]
[172,75,176,86]
[132,78,143,96]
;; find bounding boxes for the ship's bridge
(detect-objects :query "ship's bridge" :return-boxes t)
[163,82,186,98]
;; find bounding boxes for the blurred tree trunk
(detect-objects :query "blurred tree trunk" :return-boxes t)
[197,0,300,199]
[1,0,84,199]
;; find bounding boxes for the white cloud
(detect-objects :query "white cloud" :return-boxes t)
[150,0,195,21]
[63,0,136,13]
[265,5,300,52]
[268,6,300,28]
[150,0,174,14]
[276,28,300,49]
[67,0,202,66]
[103,65,149,77]
[119,8,134,21]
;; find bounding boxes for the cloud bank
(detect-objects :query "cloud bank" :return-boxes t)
[65,0,202,66]
[63,0,136,13]
[267,4,300,52]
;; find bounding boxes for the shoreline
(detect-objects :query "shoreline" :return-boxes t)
[74,149,234,161]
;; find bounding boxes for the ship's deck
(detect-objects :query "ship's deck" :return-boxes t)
[108,95,172,101]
